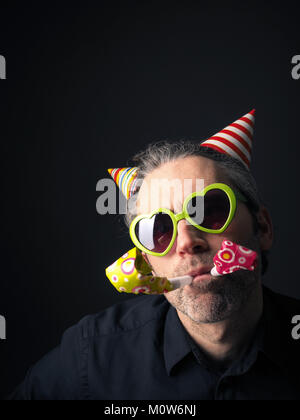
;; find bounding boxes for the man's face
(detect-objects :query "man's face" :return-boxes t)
[136,155,264,323]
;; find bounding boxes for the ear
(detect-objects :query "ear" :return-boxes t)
[256,206,273,251]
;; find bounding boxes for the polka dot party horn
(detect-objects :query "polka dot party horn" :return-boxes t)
[105,247,192,294]
[211,240,258,276]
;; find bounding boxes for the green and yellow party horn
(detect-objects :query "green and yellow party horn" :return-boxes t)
[105,248,192,295]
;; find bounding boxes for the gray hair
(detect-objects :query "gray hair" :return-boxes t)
[126,140,261,226]
[125,140,269,274]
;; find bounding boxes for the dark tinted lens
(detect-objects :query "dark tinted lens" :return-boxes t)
[187,189,230,230]
[202,189,230,230]
[135,213,174,254]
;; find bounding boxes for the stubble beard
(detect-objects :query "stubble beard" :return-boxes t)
[152,236,262,324]
[169,270,260,323]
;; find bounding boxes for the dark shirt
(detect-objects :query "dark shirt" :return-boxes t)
[8,286,300,400]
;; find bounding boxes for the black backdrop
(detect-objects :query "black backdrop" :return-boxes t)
[1,1,300,398]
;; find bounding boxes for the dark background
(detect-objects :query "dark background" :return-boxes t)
[0,1,300,397]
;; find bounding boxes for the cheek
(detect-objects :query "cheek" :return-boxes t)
[147,252,175,277]
[225,204,254,241]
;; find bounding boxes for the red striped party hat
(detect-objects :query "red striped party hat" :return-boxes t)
[200,109,255,170]
[108,167,139,200]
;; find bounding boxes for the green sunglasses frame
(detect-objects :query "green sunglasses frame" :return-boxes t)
[129,183,247,257]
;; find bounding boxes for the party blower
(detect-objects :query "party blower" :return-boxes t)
[105,240,258,295]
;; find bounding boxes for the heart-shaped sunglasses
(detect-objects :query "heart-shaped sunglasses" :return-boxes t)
[129,183,248,256]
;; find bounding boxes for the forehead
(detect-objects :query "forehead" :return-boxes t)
[136,155,230,214]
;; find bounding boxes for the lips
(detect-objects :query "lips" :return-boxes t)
[187,266,214,277]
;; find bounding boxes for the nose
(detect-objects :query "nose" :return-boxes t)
[176,219,209,256]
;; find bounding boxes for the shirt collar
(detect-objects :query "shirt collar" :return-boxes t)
[164,302,265,377]
[163,298,264,377]
[164,286,291,375]
[163,286,299,381]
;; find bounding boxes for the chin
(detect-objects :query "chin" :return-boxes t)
[166,275,257,323]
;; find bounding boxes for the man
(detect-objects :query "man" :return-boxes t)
[9,110,300,400]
